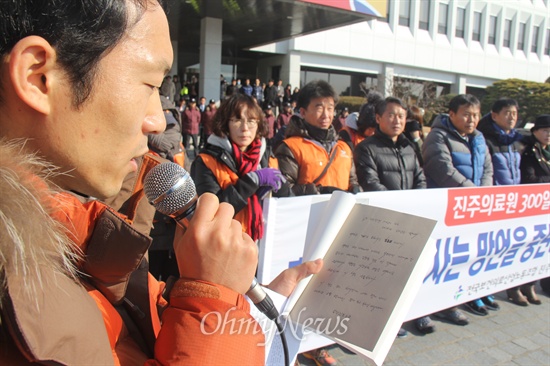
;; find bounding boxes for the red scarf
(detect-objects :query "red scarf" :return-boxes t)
[232,139,264,241]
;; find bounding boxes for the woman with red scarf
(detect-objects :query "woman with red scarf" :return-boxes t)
[191,94,289,241]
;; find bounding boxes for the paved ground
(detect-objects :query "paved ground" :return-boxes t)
[296,284,550,366]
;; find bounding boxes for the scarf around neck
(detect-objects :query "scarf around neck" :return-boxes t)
[231,138,264,240]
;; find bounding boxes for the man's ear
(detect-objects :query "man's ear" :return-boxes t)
[8,36,57,115]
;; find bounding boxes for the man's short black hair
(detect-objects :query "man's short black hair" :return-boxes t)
[448,94,480,113]
[491,98,519,113]
[0,0,166,107]
[375,96,407,116]
[296,80,338,110]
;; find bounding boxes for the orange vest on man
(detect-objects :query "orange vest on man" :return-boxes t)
[283,137,353,190]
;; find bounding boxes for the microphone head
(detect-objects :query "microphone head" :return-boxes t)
[143,162,197,217]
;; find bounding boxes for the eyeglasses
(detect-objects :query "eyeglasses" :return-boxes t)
[229,118,259,128]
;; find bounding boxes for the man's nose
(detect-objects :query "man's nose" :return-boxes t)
[144,96,167,135]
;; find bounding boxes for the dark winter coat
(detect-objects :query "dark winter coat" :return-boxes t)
[477,114,525,185]
[181,107,201,135]
[520,135,550,183]
[263,85,278,107]
[354,128,426,191]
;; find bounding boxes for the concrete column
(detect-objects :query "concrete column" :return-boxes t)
[387,0,398,31]
[281,51,301,90]
[199,17,223,102]
[451,74,467,94]
[378,64,394,97]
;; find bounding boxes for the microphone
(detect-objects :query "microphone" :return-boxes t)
[143,162,279,320]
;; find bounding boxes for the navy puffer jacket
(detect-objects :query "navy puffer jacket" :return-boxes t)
[477,113,525,185]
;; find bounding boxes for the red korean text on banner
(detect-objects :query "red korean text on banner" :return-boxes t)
[445,184,550,226]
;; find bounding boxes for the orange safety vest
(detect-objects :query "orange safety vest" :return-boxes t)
[198,153,278,233]
[341,126,366,148]
[283,137,353,190]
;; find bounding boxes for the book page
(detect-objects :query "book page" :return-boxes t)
[283,191,357,315]
[289,204,436,363]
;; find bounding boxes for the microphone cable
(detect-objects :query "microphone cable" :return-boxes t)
[247,278,289,366]
[275,317,290,366]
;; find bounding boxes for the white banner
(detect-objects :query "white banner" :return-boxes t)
[258,184,550,320]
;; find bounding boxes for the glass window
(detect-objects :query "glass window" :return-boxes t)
[356,74,378,96]
[488,16,497,45]
[438,3,448,34]
[531,26,540,52]
[455,7,466,38]
[472,12,482,42]
[518,22,526,51]
[399,1,410,27]
[546,29,550,55]
[304,71,327,85]
[329,74,352,96]
[503,19,512,48]
[301,69,353,96]
[364,76,378,90]
[419,1,430,30]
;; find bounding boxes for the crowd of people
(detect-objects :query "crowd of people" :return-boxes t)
[1,1,548,365]
[166,78,549,365]
[156,74,304,155]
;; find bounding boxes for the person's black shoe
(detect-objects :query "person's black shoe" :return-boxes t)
[414,316,436,334]
[465,299,489,316]
[482,295,500,311]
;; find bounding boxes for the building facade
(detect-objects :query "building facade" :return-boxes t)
[252,0,550,98]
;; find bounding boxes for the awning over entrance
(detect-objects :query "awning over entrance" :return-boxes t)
[167,0,385,65]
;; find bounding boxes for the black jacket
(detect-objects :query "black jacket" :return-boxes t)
[520,135,550,183]
[354,129,426,191]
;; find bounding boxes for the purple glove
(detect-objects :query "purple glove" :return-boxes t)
[248,168,286,192]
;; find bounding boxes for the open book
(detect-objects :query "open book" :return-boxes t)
[272,191,437,366]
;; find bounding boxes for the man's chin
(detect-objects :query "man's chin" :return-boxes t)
[73,180,122,201]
